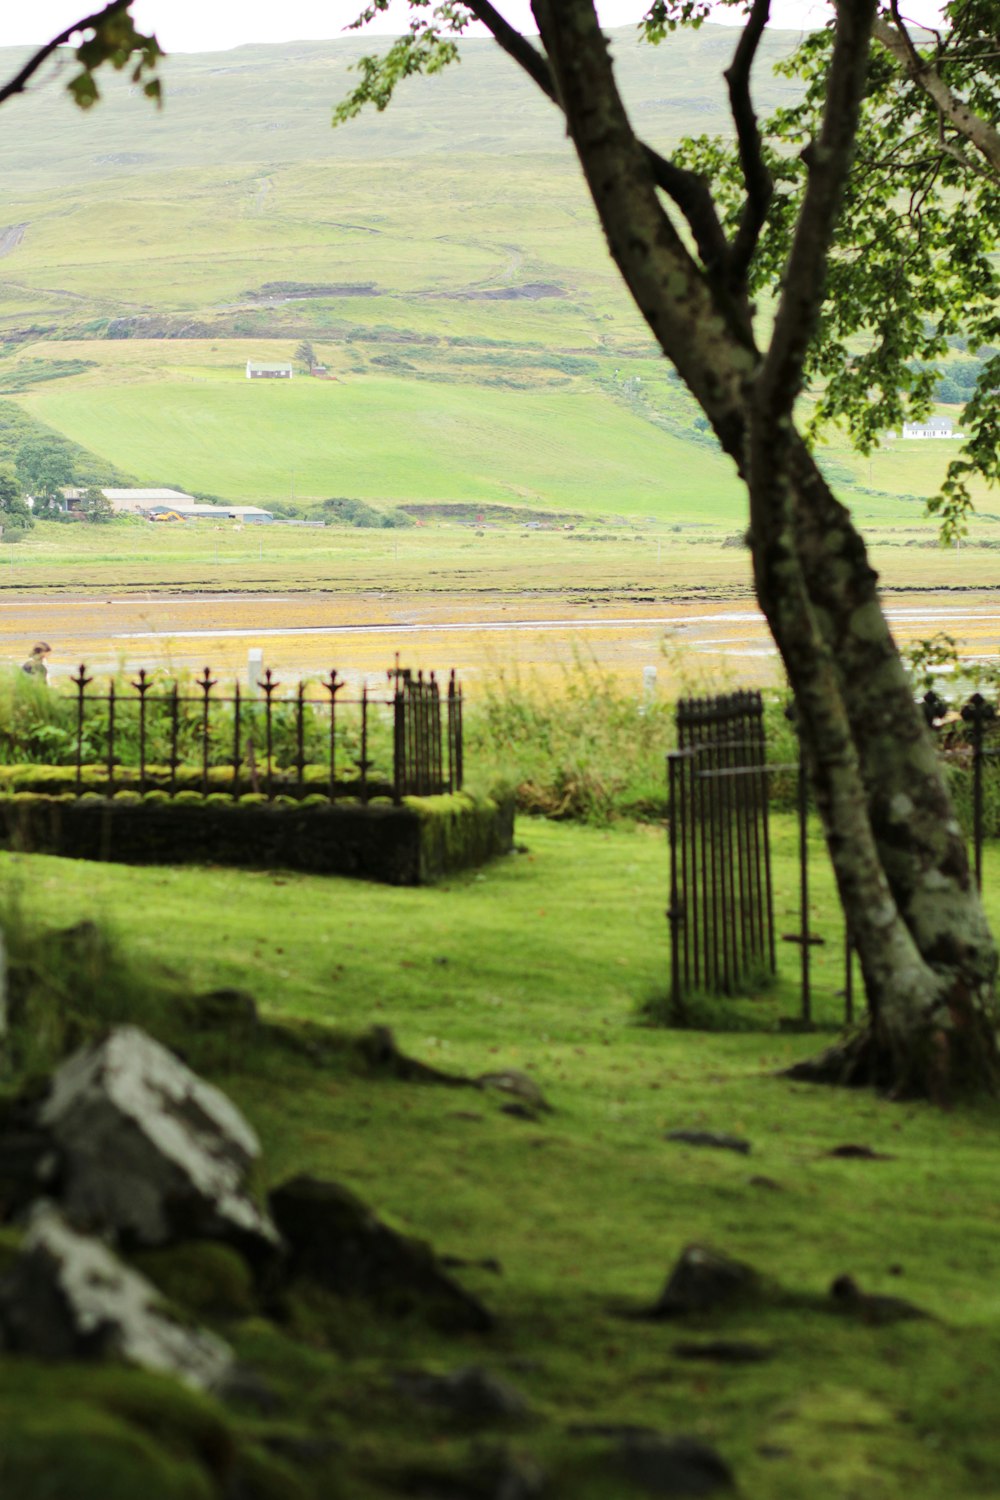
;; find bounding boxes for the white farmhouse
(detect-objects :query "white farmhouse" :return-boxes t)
[900,417,956,439]
[246,360,293,380]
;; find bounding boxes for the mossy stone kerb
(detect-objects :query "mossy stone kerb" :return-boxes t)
[0,789,514,885]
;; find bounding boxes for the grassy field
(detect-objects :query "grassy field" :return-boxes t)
[0,28,992,529]
[4,816,1000,1498]
[7,336,985,523]
[18,355,746,517]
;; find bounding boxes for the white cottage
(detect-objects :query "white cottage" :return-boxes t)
[246,360,293,380]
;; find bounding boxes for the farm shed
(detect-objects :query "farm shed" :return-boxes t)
[64,487,198,515]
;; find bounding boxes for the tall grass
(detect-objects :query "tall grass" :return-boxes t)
[465,656,676,822]
[0,883,184,1081]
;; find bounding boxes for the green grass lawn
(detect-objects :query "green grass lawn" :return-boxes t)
[4,815,1000,1497]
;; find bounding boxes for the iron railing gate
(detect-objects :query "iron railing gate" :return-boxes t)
[667,690,775,1003]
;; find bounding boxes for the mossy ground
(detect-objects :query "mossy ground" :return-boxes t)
[3,818,1000,1498]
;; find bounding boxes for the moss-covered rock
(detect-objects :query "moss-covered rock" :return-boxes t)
[131,1242,257,1321]
[0,1362,234,1500]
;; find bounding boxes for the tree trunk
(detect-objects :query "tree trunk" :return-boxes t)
[749,423,999,1099]
[531,0,999,1097]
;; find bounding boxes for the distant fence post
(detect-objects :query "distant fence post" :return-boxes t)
[961,692,995,891]
[784,701,812,1028]
[72,664,92,796]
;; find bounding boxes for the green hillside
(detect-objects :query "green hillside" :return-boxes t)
[0,27,978,527]
[23,374,743,517]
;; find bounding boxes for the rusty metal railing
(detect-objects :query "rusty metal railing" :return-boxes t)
[667,690,775,1006]
[65,660,463,804]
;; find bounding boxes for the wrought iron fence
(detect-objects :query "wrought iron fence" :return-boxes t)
[668,687,1000,1029]
[667,691,775,1005]
[63,661,463,803]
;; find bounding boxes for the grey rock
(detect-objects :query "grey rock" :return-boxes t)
[0,1101,60,1222]
[568,1422,660,1439]
[665,1131,750,1156]
[0,1202,233,1392]
[37,1025,280,1258]
[650,1245,759,1318]
[614,1433,735,1496]
[400,1442,545,1499]
[440,1253,503,1275]
[0,923,7,1048]
[394,1365,530,1422]
[262,1431,341,1464]
[269,1175,493,1332]
[357,1024,476,1087]
[825,1143,894,1160]
[186,987,259,1032]
[829,1273,931,1324]
[672,1339,772,1363]
[500,1102,541,1122]
[477,1070,552,1113]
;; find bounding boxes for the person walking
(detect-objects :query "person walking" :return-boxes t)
[21,641,51,680]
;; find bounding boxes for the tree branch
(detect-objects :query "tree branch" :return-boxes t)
[938,132,997,180]
[724,0,774,284]
[463,0,733,277]
[758,0,877,423]
[873,8,1000,178]
[528,0,755,455]
[0,0,132,107]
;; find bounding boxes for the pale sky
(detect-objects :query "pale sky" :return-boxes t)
[0,0,949,52]
[0,0,898,54]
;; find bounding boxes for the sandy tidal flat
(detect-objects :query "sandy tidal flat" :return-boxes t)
[5,588,1000,697]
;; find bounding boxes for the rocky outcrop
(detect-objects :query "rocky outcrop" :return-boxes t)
[270,1175,493,1332]
[648,1245,760,1319]
[0,1202,233,1392]
[36,1025,280,1259]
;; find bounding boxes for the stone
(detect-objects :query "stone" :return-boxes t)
[399,1442,545,1499]
[269,1175,493,1332]
[570,1429,734,1497]
[672,1339,772,1363]
[262,1431,341,1464]
[393,1365,530,1422]
[0,1089,59,1223]
[500,1102,541,1122]
[829,1274,931,1325]
[185,987,259,1033]
[477,1070,552,1113]
[0,1202,233,1393]
[826,1143,894,1160]
[649,1245,759,1318]
[356,1024,477,1087]
[613,1433,735,1496]
[0,922,7,1046]
[36,1025,280,1259]
[440,1253,503,1275]
[665,1131,751,1156]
